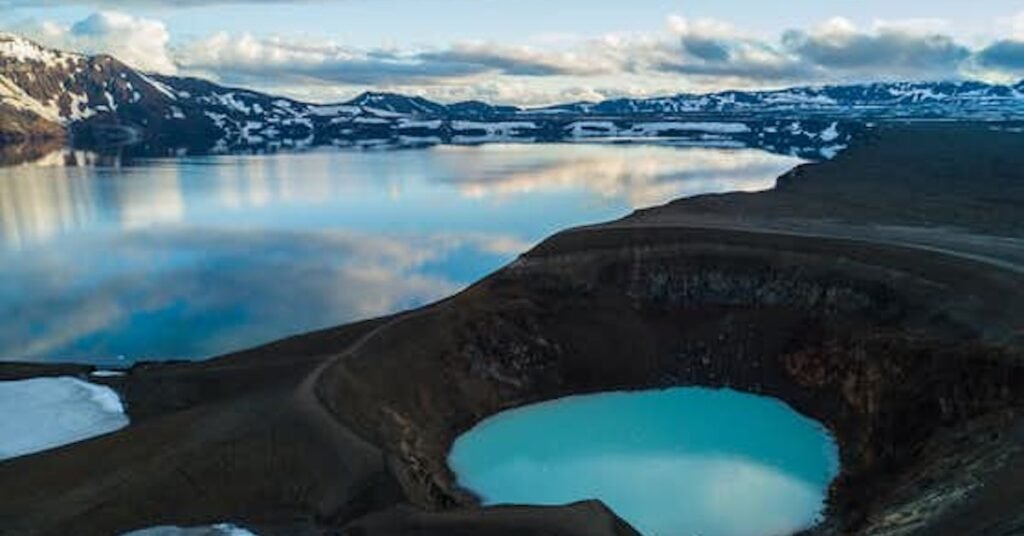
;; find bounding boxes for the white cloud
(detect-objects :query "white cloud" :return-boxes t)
[782,17,970,79]
[14,11,176,73]
[871,18,952,36]
[1012,11,1024,40]
[662,15,974,83]
[667,16,739,40]
[175,32,619,88]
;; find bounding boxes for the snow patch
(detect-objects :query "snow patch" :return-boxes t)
[362,106,404,118]
[353,116,390,125]
[397,118,442,129]
[90,370,127,378]
[820,122,840,142]
[0,376,129,460]
[0,73,63,122]
[0,34,79,65]
[819,145,847,159]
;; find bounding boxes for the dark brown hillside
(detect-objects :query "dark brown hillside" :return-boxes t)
[0,125,1022,536]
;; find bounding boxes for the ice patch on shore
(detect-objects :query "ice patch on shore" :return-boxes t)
[122,523,257,536]
[820,145,847,159]
[0,376,129,460]
[90,370,127,377]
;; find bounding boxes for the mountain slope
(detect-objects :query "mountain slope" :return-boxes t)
[0,103,64,143]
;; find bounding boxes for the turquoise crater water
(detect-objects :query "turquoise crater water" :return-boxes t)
[449,388,840,536]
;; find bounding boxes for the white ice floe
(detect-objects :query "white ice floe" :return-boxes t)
[122,523,257,536]
[0,376,129,460]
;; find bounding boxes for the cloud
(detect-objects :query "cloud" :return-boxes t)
[1006,10,1024,40]
[781,17,970,77]
[417,43,613,77]
[177,33,483,85]
[649,16,980,85]
[436,144,802,208]
[654,16,811,83]
[175,33,617,87]
[670,17,737,62]
[976,40,1024,72]
[13,11,176,73]
[870,18,952,35]
[373,81,616,108]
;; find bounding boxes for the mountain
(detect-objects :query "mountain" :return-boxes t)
[346,92,449,116]
[548,81,1024,118]
[1,33,1022,160]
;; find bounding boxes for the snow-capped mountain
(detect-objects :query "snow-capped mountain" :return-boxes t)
[0,33,177,143]
[542,81,1024,118]
[1,33,1022,160]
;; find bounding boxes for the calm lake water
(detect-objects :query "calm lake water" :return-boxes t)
[449,388,840,536]
[0,144,802,364]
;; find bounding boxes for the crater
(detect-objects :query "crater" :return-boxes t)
[320,219,1024,535]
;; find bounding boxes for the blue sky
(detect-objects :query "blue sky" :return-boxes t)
[2,0,1023,104]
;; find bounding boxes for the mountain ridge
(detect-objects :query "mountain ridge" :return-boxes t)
[1,33,1022,159]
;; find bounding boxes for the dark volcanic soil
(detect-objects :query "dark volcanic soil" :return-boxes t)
[1,125,1023,536]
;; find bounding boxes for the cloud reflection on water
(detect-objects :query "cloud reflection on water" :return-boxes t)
[0,228,491,361]
[0,144,803,362]
[432,144,800,207]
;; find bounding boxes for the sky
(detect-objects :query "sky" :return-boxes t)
[1,0,1023,105]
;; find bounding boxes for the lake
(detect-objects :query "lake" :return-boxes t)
[449,387,840,536]
[0,144,803,364]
